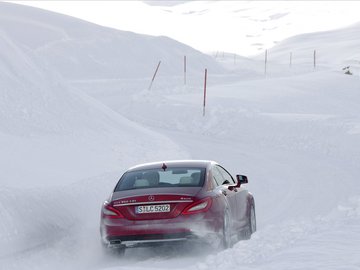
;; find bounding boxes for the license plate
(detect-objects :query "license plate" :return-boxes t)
[135,204,170,214]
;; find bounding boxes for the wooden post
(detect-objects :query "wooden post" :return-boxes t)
[148,61,161,90]
[203,68,207,117]
[264,49,268,75]
[184,55,186,85]
[313,50,316,69]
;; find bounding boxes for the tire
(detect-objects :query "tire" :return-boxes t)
[222,211,232,249]
[239,203,256,240]
[249,203,256,234]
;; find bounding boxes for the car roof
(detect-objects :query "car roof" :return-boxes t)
[127,160,217,172]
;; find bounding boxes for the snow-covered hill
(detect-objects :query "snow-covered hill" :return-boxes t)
[0,2,224,80]
[0,17,187,183]
[259,22,360,71]
[16,1,360,57]
[1,2,360,270]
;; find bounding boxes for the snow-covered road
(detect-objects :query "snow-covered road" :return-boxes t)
[4,67,359,270]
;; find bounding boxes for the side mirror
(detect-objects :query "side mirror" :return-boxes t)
[228,175,248,190]
[236,175,248,186]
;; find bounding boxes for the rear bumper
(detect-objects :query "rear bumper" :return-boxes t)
[101,213,221,248]
[106,232,197,248]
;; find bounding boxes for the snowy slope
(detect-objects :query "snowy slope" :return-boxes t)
[259,22,360,71]
[0,2,224,80]
[0,24,187,184]
[1,2,360,270]
[16,1,360,57]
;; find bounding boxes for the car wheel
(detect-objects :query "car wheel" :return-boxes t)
[240,203,256,240]
[222,211,232,249]
[249,203,256,234]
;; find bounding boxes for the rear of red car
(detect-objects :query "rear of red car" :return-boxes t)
[100,162,224,250]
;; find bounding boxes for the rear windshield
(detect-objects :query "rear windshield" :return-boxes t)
[114,167,206,191]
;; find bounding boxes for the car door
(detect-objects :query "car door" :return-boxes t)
[216,165,248,231]
[213,165,239,233]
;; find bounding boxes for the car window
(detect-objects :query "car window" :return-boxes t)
[216,165,235,185]
[114,167,205,191]
[212,166,224,186]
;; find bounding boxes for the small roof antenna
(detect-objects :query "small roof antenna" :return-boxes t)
[161,163,167,171]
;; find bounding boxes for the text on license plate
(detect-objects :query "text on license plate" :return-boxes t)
[135,204,170,214]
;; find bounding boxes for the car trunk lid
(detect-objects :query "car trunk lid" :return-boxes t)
[111,187,201,220]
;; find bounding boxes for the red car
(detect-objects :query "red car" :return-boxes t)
[100,160,256,255]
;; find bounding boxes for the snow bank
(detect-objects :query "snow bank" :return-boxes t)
[198,196,360,270]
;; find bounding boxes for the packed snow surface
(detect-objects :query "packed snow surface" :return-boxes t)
[1,3,360,270]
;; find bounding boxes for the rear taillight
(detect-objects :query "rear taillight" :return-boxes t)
[182,197,212,215]
[102,202,124,219]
